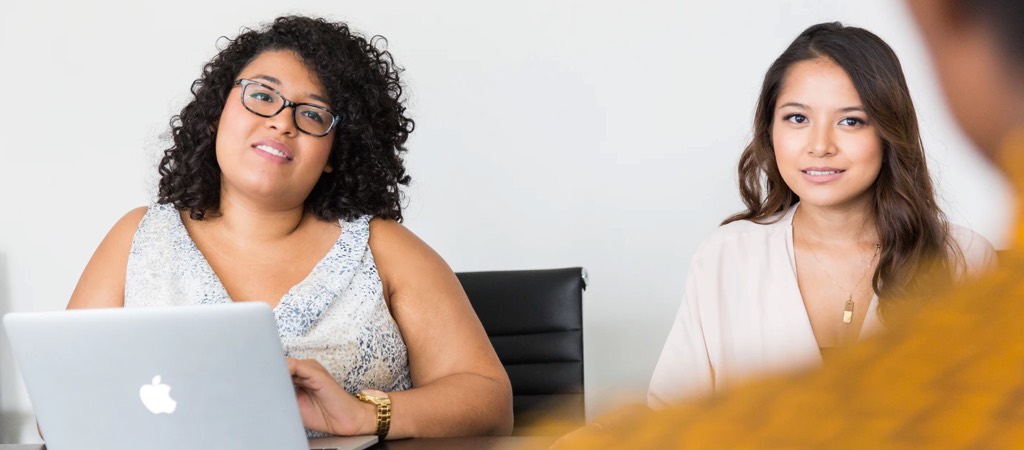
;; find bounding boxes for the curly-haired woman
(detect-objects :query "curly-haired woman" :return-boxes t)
[647,22,997,407]
[66,16,512,438]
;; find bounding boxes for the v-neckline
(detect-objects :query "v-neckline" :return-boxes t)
[171,209,346,313]
[783,203,881,357]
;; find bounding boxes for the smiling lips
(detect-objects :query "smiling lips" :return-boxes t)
[801,167,845,183]
[252,141,294,162]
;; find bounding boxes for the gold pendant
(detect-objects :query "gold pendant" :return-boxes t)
[843,296,854,324]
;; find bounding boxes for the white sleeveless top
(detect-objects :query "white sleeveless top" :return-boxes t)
[124,203,413,400]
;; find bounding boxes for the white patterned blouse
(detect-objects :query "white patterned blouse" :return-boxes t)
[123,203,412,426]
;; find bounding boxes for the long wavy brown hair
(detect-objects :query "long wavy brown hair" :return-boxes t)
[724,22,963,317]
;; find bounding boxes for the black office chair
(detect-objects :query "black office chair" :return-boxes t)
[456,267,587,436]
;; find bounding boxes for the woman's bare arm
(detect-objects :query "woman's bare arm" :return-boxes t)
[369,218,513,437]
[67,207,147,309]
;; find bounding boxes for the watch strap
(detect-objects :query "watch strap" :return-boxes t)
[356,391,391,438]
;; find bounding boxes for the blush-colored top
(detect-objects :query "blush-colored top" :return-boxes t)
[123,204,413,411]
[648,204,998,407]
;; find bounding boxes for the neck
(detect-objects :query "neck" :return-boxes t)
[794,198,878,246]
[212,192,308,242]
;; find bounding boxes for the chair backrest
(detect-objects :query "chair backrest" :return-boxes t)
[456,267,587,436]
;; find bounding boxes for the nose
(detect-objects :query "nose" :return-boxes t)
[808,123,836,157]
[265,106,298,137]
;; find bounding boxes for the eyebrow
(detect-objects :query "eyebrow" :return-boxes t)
[251,74,332,106]
[777,102,866,113]
[252,74,282,85]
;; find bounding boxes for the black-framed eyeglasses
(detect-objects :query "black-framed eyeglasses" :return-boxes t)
[234,79,341,137]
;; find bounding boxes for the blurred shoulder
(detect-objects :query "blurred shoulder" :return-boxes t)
[947,223,999,276]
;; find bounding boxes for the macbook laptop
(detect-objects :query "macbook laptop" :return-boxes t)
[3,302,378,450]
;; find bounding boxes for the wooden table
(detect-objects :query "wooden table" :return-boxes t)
[0,436,556,450]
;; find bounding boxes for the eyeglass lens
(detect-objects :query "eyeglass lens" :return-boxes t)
[240,82,335,136]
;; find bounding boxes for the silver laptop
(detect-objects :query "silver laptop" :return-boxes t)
[3,302,378,450]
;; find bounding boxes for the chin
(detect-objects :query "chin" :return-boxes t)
[796,192,873,210]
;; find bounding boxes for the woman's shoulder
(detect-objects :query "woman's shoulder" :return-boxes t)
[100,206,161,256]
[111,206,151,238]
[714,215,786,235]
[367,217,431,256]
[700,209,791,248]
[66,206,151,309]
[124,203,189,236]
[947,223,999,276]
[366,216,406,238]
[366,217,459,308]
[688,211,791,269]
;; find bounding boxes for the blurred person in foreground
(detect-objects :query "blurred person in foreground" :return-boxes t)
[553,0,1024,447]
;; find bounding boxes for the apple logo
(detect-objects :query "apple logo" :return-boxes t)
[139,376,177,414]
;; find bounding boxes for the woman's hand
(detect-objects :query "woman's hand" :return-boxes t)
[286,357,377,436]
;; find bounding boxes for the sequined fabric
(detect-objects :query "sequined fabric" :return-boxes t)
[124,203,412,435]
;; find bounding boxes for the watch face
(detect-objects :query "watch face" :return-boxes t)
[360,389,389,400]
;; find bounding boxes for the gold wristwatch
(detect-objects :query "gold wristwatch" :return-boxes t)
[356,389,391,438]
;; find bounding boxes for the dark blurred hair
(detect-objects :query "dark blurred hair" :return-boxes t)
[957,0,1024,66]
[158,15,413,222]
[724,22,961,316]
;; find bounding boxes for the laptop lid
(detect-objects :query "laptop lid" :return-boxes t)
[3,302,312,450]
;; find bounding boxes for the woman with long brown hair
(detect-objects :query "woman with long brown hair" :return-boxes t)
[647,22,996,407]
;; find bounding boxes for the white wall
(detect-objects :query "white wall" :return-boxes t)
[0,0,1012,443]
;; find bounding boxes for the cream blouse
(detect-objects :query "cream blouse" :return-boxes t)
[647,204,998,408]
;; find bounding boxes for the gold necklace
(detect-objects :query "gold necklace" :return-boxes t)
[796,226,881,325]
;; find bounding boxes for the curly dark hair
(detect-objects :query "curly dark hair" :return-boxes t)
[158,15,414,222]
